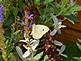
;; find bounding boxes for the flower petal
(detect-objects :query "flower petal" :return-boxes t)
[31,40,39,51]
[23,50,31,58]
[50,29,57,36]
[53,40,63,46]
[20,40,27,43]
[58,22,62,25]
[23,45,29,49]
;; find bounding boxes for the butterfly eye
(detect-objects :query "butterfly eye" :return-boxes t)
[42,29,44,31]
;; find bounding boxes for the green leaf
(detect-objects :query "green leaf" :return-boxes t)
[78,39,81,43]
[0,0,2,2]
[16,46,24,60]
[60,0,69,13]
[63,5,81,15]
[59,45,66,54]
[44,0,53,4]
[34,52,43,60]
[13,30,20,35]
[9,53,16,61]
[34,0,40,5]
[4,19,13,28]
[62,44,81,61]
[60,0,69,6]
[17,0,24,9]
[40,8,46,16]
[77,5,81,11]
[73,57,81,61]
[78,57,81,61]
[50,4,60,15]
[76,42,81,51]
[44,55,48,61]
[12,7,18,17]
[64,14,78,24]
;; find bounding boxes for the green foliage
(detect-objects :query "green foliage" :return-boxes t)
[0,54,4,61]
[64,14,78,24]
[44,55,48,61]
[71,39,81,61]
[76,39,81,51]
[62,43,81,61]
[36,0,81,24]
[44,0,53,4]
[17,0,24,9]
[60,0,69,6]
[11,7,18,17]
[8,53,16,61]
[61,5,81,15]
[78,39,81,42]
[73,57,81,61]
[34,52,43,61]
[16,46,24,60]
[76,43,81,51]
[34,0,40,5]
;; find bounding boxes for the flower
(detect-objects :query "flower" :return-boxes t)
[50,13,66,36]
[0,4,4,22]
[50,22,66,36]
[28,23,33,29]
[20,38,39,58]
[22,46,31,58]
[53,40,63,46]
[0,4,3,14]
[0,15,3,22]
[28,14,34,20]
[25,11,34,20]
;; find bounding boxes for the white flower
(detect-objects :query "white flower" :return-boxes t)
[57,45,68,58]
[57,22,66,29]
[20,38,39,58]
[50,22,66,36]
[50,13,66,36]
[53,40,63,46]
[23,47,31,58]
[30,40,39,51]
[20,38,29,43]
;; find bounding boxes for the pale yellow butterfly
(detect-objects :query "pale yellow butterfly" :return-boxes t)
[31,24,49,39]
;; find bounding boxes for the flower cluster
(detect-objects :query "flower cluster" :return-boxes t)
[20,38,39,58]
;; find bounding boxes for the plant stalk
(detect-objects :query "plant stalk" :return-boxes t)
[0,23,8,61]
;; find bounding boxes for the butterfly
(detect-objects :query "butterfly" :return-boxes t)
[31,24,49,39]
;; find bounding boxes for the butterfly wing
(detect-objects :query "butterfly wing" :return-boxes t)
[31,24,49,39]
